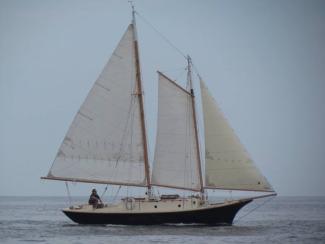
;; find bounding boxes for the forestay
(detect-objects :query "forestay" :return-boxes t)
[45,25,147,186]
[151,72,201,191]
[200,79,274,192]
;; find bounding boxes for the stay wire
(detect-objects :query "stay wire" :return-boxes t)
[101,184,109,199]
[233,196,275,224]
[65,181,72,206]
[190,59,204,81]
[112,186,122,203]
[135,11,187,60]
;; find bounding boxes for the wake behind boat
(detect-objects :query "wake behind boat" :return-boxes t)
[41,4,276,225]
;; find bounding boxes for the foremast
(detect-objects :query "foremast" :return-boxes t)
[131,4,152,195]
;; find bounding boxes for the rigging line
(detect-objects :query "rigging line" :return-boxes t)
[233,195,275,224]
[65,181,72,206]
[101,184,109,199]
[115,65,138,167]
[159,66,187,75]
[135,11,187,60]
[127,96,137,182]
[189,59,205,82]
[112,185,122,203]
[114,92,137,167]
[159,67,187,84]
[174,67,188,83]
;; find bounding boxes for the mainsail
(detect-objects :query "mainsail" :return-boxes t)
[44,24,148,187]
[200,79,274,192]
[151,72,201,191]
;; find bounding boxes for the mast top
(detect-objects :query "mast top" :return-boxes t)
[187,55,192,69]
[129,1,138,41]
[128,0,134,9]
[186,55,194,94]
[129,1,136,23]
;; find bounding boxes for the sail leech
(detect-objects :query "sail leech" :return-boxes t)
[200,78,274,192]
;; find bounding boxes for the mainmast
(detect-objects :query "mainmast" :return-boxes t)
[130,3,152,195]
[187,55,204,195]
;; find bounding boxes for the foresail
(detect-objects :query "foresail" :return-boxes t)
[200,79,274,192]
[45,25,147,186]
[151,72,201,191]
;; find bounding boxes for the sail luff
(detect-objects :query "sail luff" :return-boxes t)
[152,72,201,192]
[187,56,204,193]
[131,10,151,190]
[42,24,147,186]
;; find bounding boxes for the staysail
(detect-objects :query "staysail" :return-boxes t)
[151,72,201,191]
[200,79,274,192]
[43,24,147,187]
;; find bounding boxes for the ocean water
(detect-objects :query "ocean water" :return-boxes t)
[0,196,324,244]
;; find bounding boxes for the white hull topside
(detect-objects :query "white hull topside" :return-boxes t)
[65,195,247,214]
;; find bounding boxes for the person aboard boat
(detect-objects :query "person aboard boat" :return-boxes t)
[88,189,103,208]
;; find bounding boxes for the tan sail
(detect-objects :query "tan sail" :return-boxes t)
[151,72,201,191]
[44,25,147,187]
[200,79,274,192]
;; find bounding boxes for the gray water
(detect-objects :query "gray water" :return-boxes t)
[0,196,324,243]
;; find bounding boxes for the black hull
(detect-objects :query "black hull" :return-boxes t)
[63,199,252,225]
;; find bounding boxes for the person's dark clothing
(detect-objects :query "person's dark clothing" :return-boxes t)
[88,192,102,207]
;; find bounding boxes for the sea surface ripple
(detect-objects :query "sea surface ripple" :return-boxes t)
[0,196,324,243]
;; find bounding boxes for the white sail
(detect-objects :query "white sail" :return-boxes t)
[45,24,147,186]
[200,79,274,192]
[151,72,201,191]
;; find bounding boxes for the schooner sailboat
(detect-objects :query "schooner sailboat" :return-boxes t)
[41,5,276,225]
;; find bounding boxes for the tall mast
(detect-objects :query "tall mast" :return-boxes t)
[131,3,152,195]
[187,55,204,194]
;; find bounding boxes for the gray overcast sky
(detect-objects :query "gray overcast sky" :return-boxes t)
[1,0,324,196]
